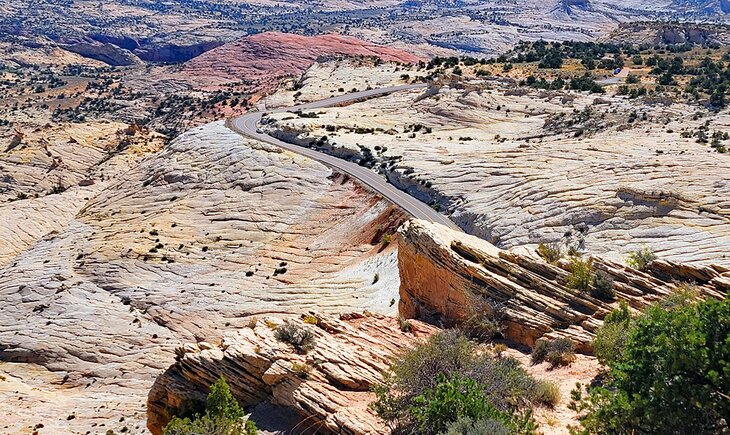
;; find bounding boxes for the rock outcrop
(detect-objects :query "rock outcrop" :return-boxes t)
[147,313,437,435]
[181,32,423,90]
[398,220,727,352]
[0,122,405,433]
[60,37,143,66]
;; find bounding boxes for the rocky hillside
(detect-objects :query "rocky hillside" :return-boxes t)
[147,216,729,435]
[398,219,729,351]
[180,32,423,90]
[0,122,405,434]
[263,63,730,266]
[147,313,438,435]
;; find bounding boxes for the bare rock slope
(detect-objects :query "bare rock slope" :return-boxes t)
[0,122,404,434]
[264,71,730,266]
[181,32,423,90]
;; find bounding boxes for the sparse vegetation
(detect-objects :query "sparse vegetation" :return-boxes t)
[625,246,657,271]
[531,337,576,368]
[274,322,316,354]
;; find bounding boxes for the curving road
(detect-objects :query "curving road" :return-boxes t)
[228,84,460,231]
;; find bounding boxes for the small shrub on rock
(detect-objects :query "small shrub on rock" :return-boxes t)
[590,270,615,301]
[565,257,594,292]
[398,316,413,333]
[625,246,657,271]
[291,362,312,379]
[533,380,561,408]
[531,338,576,368]
[461,296,505,341]
[274,322,316,354]
[537,242,562,263]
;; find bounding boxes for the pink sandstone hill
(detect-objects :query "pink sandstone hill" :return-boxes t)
[180,32,423,89]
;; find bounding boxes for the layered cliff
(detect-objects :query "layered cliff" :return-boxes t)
[147,313,438,435]
[398,220,728,351]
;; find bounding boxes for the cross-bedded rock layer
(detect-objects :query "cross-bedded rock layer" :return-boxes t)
[147,313,438,435]
[398,219,728,351]
[0,122,404,433]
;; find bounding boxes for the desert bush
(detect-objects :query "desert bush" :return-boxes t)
[410,374,514,434]
[537,242,562,263]
[274,322,316,354]
[291,362,312,379]
[302,313,318,325]
[592,301,631,366]
[163,377,254,435]
[398,316,413,333]
[625,246,657,271]
[590,270,615,301]
[574,296,730,435]
[460,296,505,341]
[531,338,576,367]
[371,330,545,435]
[655,283,698,310]
[533,381,561,408]
[565,257,594,292]
[442,415,512,435]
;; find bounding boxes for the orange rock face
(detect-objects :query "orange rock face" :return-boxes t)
[182,32,423,90]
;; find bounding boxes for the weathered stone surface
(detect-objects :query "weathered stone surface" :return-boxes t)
[0,122,405,433]
[265,72,730,266]
[181,32,422,90]
[398,219,726,352]
[147,313,438,435]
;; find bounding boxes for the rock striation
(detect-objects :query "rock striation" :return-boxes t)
[181,32,423,90]
[398,220,728,352]
[0,122,405,433]
[264,75,730,266]
[147,313,437,435]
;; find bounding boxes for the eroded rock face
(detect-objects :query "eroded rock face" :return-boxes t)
[264,76,730,266]
[147,313,437,435]
[181,32,423,90]
[0,122,404,433]
[398,220,728,351]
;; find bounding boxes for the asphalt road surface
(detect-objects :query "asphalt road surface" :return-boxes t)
[228,84,460,231]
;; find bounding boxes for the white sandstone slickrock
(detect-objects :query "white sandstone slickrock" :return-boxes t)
[264,70,730,266]
[0,121,404,433]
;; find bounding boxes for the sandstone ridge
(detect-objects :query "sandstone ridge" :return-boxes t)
[147,313,438,435]
[181,32,423,90]
[398,219,728,351]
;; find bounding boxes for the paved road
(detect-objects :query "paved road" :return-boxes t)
[596,77,622,85]
[228,84,461,231]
